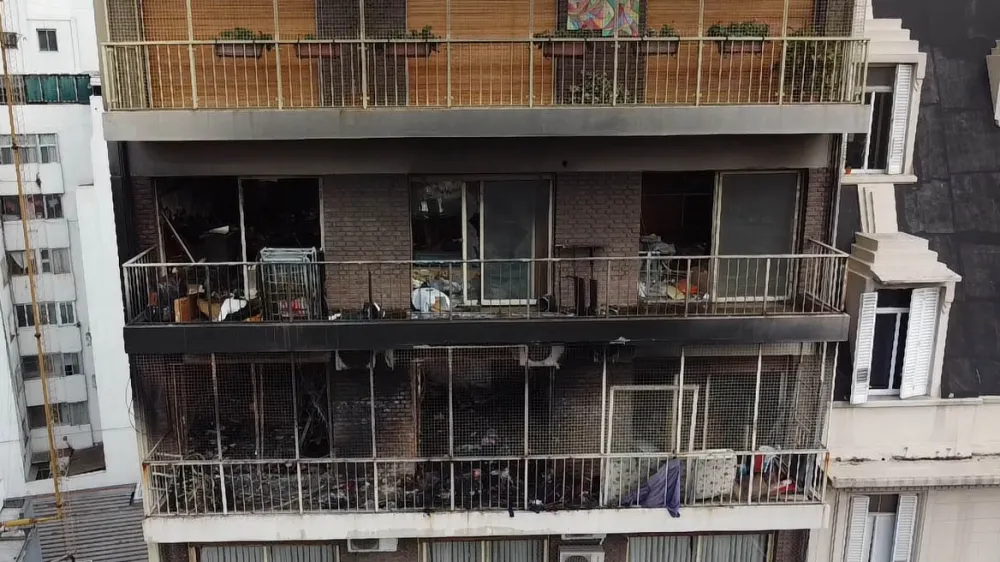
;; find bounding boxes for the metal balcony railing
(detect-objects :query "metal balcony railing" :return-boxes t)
[142,449,828,516]
[121,240,848,325]
[101,37,868,110]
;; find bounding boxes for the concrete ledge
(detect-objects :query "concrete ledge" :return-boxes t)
[104,105,870,142]
[142,504,827,544]
[122,314,851,354]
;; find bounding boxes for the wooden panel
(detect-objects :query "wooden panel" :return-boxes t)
[141,0,320,108]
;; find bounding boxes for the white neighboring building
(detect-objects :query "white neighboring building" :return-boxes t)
[0,0,138,499]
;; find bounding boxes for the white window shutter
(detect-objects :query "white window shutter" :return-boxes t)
[887,65,914,175]
[900,287,940,399]
[852,292,878,404]
[892,494,919,562]
[845,495,871,562]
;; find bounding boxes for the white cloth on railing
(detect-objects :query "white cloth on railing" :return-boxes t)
[412,287,451,313]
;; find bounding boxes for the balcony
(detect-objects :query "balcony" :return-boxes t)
[135,346,832,541]
[120,241,849,352]
[97,0,870,140]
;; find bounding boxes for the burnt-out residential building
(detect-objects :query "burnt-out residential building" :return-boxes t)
[87,0,949,558]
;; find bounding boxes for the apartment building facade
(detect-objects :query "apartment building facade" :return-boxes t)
[90,0,960,560]
[0,0,140,500]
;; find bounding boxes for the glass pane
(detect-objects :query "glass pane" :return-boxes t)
[870,313,899,390]
[24,76,43,103]
[39,75,59,102]
[868,91,893,170]
[58,75,77,101]
[481,180,542,301]
[76,75,91,102]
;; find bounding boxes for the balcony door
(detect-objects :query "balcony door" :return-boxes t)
[713,172,800,302]
[476,180,549,304]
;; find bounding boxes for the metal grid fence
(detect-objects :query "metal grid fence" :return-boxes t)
[135,343,834,515]
[122,240,849,324]
[100,0,868,110]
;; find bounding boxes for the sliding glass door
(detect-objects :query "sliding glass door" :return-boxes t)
[479,180,547,303]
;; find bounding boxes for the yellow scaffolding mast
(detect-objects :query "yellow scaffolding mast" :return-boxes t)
[0,0,65,530]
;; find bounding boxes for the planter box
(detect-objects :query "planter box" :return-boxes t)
[214,43,267,59]
[294,43,342,59]
[715,39,764,55]
[645,40,679,56]
[384,43,437,58]
[537,41,588,58]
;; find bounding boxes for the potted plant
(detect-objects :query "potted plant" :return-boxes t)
[215,28,273,59]
[534,29,595,58]
[644,24,680,55]
[383,26,440,58]
[781,28,848,102]
[569,70,633,105]
[294,34,342,59]
[706,22,769,55]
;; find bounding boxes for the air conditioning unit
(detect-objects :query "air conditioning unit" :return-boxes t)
[347,538,398,553]
[335,350,375,371]
[561,534,606,541]
[559,545,605,562]
[519,345,565,368]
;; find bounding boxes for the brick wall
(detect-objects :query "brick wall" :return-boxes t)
[553,172,642,311]
[132,177,158,251]
[322,175,412,314]
[802,168,834,247]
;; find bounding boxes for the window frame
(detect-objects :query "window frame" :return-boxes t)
[845,494,919,562]
[15,301,77,327]
[851,287,941,404]
[0,194,64,220]
[844,64,915,177]
[869,298,910,396]
[36,29,57,52]
[848,88,894,174]
[0,134,60,165]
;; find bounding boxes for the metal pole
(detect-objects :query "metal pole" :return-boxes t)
[368,352,378,511]
[359,0,368,108]
[528,0,534,106]
[695,0,704,105]
[675,347,685,453]
[445,0,452,106]
[523,346,529,455]
[184,0,198,107]
[777,0,790,104]
[273,0,283,108]
[291,359,303,513]
[750,345,763,450]
[210,354,228,514]
[598,346,608,506]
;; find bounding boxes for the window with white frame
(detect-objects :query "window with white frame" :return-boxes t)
[0,134,59,164]
[27,401,89,428]
[21,352,81,379]
[200,545,338,562]
[36,29,57,52]
[845,494,919,562]
[851,287,940,404]
[7,248,70,275]
[0,194,63,220]
[845,65,914,175]
[15,301,75,327]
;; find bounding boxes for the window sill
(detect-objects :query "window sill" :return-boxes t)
[834,396,985,408]
[841,173,919,185]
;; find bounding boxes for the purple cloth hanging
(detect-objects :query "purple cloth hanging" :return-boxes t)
[620,459,681,517]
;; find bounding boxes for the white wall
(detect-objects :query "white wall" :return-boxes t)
[811,488,1000,562]
[827,399,1000,460]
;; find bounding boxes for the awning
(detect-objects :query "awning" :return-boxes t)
[829,456,1000,489]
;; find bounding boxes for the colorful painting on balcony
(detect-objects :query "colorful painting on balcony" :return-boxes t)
[567,0,640,37]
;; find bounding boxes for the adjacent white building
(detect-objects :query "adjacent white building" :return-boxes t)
[0,0,137,499]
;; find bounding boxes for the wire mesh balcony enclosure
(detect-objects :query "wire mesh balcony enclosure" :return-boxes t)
[100,0,869,110]
[134,343,835,516]
[121,241,848,324]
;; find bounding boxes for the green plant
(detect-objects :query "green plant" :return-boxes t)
[645,24,679,37]
[705,21,770,38]
[217,28,273,42]
[782,28,848,101]
[387,26,441,53]
[569,70,632,104]
[534,28,601,39]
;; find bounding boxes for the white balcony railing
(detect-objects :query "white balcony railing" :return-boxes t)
[101,37,868,111]
[122,239,848,324]
[143,450,828,516]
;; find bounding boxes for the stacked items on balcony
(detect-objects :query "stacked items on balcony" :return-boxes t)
[259,247,322,321]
